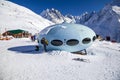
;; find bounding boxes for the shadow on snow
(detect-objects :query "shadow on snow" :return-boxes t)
[8,45,43,54]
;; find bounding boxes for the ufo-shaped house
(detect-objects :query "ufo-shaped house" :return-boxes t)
[38,23,96,52]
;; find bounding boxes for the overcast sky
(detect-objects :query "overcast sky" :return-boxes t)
[9,0,112,15]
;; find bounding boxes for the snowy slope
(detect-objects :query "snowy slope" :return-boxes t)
[0,38,120,80]
[0,0,53,34]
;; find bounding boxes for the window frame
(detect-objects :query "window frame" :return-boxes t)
[66,39,79,46]
[82,38,91,44]
[51,39,63,46]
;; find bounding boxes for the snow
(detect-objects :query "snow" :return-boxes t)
[0,0,120,80]
[40,8,65,24]
[112,6,120,14]
[119,19,120,22]
[0,0,53,35]
[0,38,120,80]
[40,8,73,24]
[84,3,120,42]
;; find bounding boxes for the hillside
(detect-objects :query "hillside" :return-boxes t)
[0,0,53,34]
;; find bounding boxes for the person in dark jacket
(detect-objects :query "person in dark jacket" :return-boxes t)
[41,37,48,52]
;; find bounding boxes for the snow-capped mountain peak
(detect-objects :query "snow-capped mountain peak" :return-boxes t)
[40,0,120,42]
[40,8,65,23]
[84,0,120,42]
[40,8,73,24]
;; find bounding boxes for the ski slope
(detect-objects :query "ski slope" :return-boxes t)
[0,38,120,80]
[0,0,53,35]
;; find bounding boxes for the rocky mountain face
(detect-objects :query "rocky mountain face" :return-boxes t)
[40,8,72,24]
[40,8,94,24]
[40,8,96,24]
[85,0,120,42]
[74,11,96,24]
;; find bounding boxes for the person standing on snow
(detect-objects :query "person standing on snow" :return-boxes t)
[41,37,48,52]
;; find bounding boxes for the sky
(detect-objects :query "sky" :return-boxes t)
[9,0,113,16]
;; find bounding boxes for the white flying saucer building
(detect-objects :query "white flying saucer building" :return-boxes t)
[38,23,96,52]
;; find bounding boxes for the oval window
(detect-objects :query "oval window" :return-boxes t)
[51,40,63,46]
[82,38,91,44]
[93,36,96,41]
[66,39,79,46]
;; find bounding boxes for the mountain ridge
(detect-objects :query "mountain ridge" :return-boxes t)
[85,0,120,42]
[40,0,120,42]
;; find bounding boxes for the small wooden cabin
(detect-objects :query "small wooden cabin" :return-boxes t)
[2,29,31,38]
